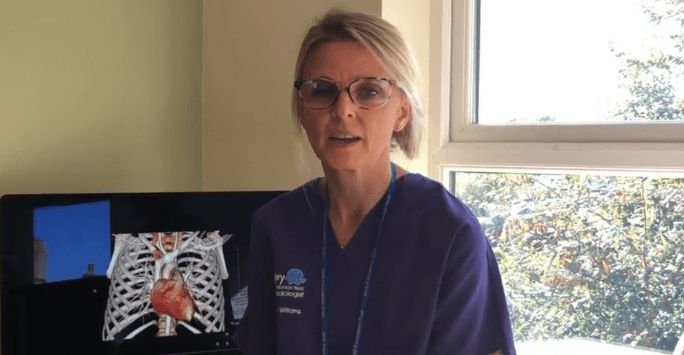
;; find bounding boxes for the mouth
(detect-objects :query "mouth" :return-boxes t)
[329,134,361,143]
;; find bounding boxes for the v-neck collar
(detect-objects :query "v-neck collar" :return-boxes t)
[306,172,412,253]
[324,206,381,267]
[312,177,388,251]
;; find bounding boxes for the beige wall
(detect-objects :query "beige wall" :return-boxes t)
[0,0,203,196]
[0,0,431,195]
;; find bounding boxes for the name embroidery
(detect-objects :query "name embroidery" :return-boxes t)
[278,307,301,315]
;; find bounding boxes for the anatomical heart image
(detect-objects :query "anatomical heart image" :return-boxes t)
[102,231,231,340]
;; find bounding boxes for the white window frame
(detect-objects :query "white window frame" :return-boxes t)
[428,0,684,181]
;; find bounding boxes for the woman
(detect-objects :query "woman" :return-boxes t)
[236,10,516,355]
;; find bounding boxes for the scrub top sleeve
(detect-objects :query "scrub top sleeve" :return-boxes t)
[235,209,277,355]
[426,221,516,355]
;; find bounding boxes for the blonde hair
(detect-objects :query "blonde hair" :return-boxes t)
[292,10,424,159]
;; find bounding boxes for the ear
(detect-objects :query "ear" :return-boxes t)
[393,94,412,132]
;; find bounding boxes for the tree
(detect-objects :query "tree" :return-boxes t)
[454,173,684,350]
[611,0,684,121]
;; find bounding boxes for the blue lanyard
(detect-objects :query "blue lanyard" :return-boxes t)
[321,163,397,355]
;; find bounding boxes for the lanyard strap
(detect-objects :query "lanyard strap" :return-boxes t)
[321,163,397,355]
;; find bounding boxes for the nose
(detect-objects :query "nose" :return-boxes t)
[331,87,356,119]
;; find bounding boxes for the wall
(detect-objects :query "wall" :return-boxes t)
[202,0,385,191]
[0,0,203,196]
[0,0,430,195]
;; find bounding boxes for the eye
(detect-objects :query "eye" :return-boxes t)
[308,80,338,99]
[353,81,385,100]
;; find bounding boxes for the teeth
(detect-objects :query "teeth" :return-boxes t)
[332,135,358,139]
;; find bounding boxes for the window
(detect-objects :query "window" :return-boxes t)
[449,171,684,353]
[478,0,684,126]
[430,0,684,177]
[429,0,684,352]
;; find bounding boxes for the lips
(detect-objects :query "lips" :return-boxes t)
[329,134,361,143]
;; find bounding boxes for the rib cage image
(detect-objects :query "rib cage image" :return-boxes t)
[102,231,231,341]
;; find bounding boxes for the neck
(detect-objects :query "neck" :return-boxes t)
[323,162,393,225]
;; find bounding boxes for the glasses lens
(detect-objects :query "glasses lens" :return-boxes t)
[300,79,339,109]
[351,79,391,109]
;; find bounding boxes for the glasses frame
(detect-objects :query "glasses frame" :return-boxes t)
[294,77,396,110]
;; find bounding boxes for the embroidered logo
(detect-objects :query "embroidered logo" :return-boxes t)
[275,268,306,300]
[286,268,307,285]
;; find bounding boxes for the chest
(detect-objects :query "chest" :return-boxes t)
[269,213,447,354]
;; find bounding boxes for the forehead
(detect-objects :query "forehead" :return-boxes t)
[302,41,390,80]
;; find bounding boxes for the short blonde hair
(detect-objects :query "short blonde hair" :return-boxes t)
[292,10,424,159]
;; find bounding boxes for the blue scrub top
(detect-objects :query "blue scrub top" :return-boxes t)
[235,173,517,355]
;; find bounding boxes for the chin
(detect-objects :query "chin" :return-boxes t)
[321,160,362,172]
[314,144,389,172]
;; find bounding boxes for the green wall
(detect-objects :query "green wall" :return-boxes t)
[0,0,203,195]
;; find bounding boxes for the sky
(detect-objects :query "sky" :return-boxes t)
[478,0,682,124]
[33,200,111,282]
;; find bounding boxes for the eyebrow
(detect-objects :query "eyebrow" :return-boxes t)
[302,76,390,83]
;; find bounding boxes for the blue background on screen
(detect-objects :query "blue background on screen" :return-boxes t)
[33,200,111,282]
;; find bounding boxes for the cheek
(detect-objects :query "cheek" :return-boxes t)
[300,112,325,143]
[303,126,319,148]
[373,106,403,139]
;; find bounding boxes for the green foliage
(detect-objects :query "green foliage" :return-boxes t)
[611,0,684,121]
[506,115,556,123]
[454,173,684,350]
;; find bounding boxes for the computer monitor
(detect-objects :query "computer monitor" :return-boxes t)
[1,191,284,355]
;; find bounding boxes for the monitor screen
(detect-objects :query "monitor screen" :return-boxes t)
[1,191,284,355]
[33,200,111,283]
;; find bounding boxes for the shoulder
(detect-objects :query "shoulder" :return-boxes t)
[392,173,489,264]
[252,179,323,226]
[395,173,481,234]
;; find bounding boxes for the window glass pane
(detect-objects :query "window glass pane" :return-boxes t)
[478,0,684,124]
[449,171,684,352]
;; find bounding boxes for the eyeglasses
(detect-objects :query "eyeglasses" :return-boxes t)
[294,77,395,110]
